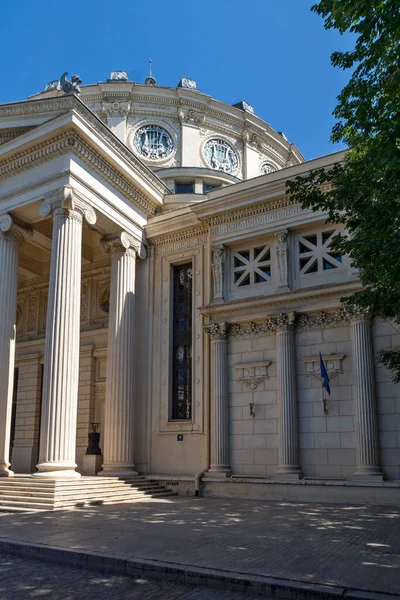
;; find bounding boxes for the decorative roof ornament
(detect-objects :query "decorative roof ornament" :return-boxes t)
[232,100,254,114]
[59,72,82,95]
[177,78,197,90]
[144,58,156,86]
[109,71,129,81]
[45,80,60,92]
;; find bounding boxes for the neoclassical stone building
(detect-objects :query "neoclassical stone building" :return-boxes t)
[0,71,398,506]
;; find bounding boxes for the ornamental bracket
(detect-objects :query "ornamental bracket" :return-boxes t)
[235,361,271,390]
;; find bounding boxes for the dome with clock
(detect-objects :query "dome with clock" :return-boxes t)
[30,70,304,204]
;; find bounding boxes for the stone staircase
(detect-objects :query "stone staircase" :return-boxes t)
[0,476,177,512]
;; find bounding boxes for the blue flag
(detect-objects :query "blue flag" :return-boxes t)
[319,352,330,395]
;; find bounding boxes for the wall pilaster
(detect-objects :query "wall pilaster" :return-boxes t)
[204,322,231,476]
[275,313,302,479]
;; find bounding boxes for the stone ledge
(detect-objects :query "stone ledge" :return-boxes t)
[0,538,396,600]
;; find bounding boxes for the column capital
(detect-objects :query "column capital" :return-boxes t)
[0,214,33,244]
[100,231,146,259]
[273,312,296,332]
[39,185,97,225]
[347,306,371,323]
[204,322,228,341]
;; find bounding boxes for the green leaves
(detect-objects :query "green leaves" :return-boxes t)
[287,0,400,380]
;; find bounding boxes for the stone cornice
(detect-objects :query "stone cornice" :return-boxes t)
[0,128,160,216]
[0,95,168,197]
[199,281,362,320]
[149,225,209,247]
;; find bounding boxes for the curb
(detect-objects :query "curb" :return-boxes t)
[0,538,397,600]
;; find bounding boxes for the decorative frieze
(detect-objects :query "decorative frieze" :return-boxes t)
[210,206,312,238]
[101,101,131,116]
[178,108,205,127]
[297,306,368,330]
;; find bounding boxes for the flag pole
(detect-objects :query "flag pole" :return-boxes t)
[322,381,328,415]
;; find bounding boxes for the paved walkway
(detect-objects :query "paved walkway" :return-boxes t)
[0,553,267,600]
[0,497,399,597]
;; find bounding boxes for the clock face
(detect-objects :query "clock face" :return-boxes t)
[133,125,174,160]
[260,162,276,175]
[204,138,239,174]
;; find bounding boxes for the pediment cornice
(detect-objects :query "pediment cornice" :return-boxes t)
[0,128,161,216]
[0,95,167,197]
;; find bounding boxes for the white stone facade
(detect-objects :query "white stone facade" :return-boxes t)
[0,76,398,502]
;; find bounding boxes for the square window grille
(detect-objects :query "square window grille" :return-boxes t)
[233,245,271,288]
[298,230,343,275]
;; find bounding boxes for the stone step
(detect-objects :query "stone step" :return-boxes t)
[0,477,148,487]
[0,477,176,512]
[0,483,162,496]
[0,498,55,510]
[0,487,167,503]
[54,490,177,509]
[0,506,42,513]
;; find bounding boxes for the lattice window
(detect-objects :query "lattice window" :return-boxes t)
[233,245,271,288]
[172,263,192,420]
[298,230,343,275]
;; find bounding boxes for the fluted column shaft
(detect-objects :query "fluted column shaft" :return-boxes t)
[276,322,302,478]
[0,227,21,476]
[35,208,83,478]
[100,245,137,477]
[205,323,231,476]
[351,316,383,479]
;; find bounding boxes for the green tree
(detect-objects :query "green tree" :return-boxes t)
[286,0,400,380]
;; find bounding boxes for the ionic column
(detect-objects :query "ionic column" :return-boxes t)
[0,216,32,477]
[99,232,145,477]
[205,323,231,476]
[275,313,302,478]
[34,187,96,478]
[351,313,383,479]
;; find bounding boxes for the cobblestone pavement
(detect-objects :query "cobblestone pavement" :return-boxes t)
[0,553,269,600]
[0,497,399,595]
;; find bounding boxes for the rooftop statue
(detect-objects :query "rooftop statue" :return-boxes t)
[59,72,82,95]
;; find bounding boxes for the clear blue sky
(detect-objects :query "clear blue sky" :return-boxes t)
[0,0,354,160]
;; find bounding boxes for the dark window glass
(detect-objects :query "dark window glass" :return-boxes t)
[172,263,192,420]
[304,259,318,274]
[322,231,335,244]
[175,182,194,194]
[203,183,220,194]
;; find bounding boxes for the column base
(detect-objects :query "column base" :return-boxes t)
[353,466,384,482]
[275,465,303,480]
[33,461,81,478]
[0,466,14,477]
[99,464,138,478]
[204,466,232,478]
